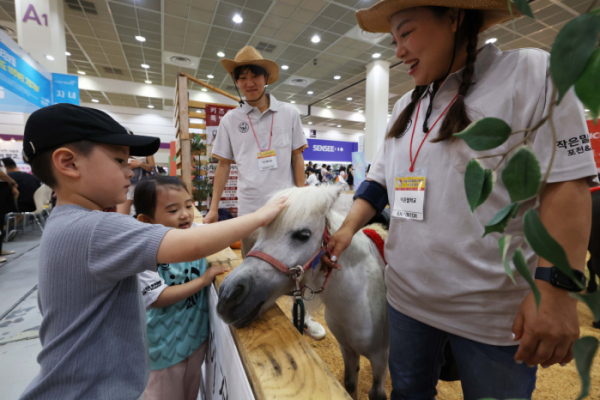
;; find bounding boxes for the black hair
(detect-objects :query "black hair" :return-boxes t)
[339,166,346,172]
[133,175,189,219]
[2,157,16,168]
[29,140,96,189]
[233,65,268,81]
[387,7,484,142]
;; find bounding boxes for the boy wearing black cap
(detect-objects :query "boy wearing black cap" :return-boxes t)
[19,104,286,400]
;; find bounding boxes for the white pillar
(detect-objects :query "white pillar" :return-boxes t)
[15,0,67,73]
[365,60,390,163]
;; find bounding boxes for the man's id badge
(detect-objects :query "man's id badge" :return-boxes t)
[257,150,278,171]
[391,168,427,221]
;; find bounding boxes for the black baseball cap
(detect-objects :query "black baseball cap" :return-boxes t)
[23,103,161,162]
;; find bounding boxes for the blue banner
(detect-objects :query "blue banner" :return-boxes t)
[0,40,51,109]
[352,151,366,189]
[303,139,358,163]
[52,73,79,105]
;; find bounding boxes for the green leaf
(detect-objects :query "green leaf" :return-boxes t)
[511,0,534,19]
[575,48,600,123]
[570,290,600,322]
[465,159,485,213]
[454,117,512,151]
[523,209,584,289]
[513,248,541,309]
[499,235,516,284]
[502,147,541,203]
[483,202,520,237]
[550,14,600,102]
[573,336,599,400]
[479,169,495,208]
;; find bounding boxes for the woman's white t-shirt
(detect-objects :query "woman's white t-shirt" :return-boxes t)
[368,44,597,345]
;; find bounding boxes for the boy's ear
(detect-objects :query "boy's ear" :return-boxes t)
[137,214,153,224]
[52,147,80,180]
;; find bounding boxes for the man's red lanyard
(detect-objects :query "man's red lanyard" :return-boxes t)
[409,94,459,172]
[247,113,274,152]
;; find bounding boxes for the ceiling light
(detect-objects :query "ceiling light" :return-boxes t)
[135,35,146,42]
[45,55,54,61]
[347,97,352,101]
[207,74,214,79]
[372,53,381,59]
[145,80,152,84]
[334,75,341,80]
[358,110,363,113]
[141,63,149,68]
[308,122,313,125]
[337,125,342,127]
[327,106,331,109]
[232,14,243,23]
[486,38,497,44]
[281,65,289,70]
[65,52,71,56]
[290,100,296,104]
[364,128,366,130]
[585,108,590,112]
[10,138,15,142]
[148,105,154,109]
[91,99,99,103]
[77,71,86,75]
[307,91,313,95]
[217,52,225,57]
[311,35,320,43]
[201,88,208,92]
[388,114,391,117]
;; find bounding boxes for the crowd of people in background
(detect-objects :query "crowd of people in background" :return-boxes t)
[304,161,354,190]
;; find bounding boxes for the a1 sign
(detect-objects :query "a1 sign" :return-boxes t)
[22,4,48,26]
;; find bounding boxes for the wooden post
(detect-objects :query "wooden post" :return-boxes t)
[177,74,192,193]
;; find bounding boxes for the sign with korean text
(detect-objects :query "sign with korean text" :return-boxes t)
[206,104,236,146]
[0,30,51,109]
[52,73,79,105]
[0,140,30,173]
[588,120,600,173]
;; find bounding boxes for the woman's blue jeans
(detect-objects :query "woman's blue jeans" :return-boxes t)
[388,303,537,400]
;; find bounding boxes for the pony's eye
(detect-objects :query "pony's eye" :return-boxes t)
[291,229,311,242]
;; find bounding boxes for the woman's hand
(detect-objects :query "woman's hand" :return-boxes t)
[128,158,142,169]
[254,196,287,227]
[512,281,580,368]
[203,264,231,281]
[204,208,219,224]
[321,227,354,270]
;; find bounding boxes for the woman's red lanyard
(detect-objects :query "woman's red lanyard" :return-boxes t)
[409,93,459,172]
[247,113,274,152]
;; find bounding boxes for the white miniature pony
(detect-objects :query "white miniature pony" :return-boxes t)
[217,185,389,400]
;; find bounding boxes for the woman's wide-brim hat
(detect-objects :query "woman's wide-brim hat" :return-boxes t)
[356,0,521,33]
[220,46,279,85]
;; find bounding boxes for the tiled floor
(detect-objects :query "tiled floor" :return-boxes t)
[0,230,43,400]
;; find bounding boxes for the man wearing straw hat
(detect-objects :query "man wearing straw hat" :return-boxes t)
[206,46,327,340]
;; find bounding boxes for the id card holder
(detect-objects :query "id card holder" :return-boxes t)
[391,167,427,221]
[257,150,278,171]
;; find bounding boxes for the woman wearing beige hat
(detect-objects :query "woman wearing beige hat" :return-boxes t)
[206,46,327,340]
[323,1,596,399]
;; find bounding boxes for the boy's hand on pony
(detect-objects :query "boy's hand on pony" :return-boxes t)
[254,196,288,226]
[203,264,230,282]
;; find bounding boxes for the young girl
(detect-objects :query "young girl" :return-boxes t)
[135,176,228,400]
[325,1,596,399]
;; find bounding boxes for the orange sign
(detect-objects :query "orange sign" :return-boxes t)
[588,120,600,173]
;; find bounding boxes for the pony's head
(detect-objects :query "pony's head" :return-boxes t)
[217,185,347,328]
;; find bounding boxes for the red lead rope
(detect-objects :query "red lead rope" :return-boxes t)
[409,94,459,172]
[247,112,274,152]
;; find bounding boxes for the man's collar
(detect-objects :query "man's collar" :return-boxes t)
[242,94,279,115]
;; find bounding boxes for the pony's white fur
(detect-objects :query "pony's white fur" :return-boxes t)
[218,186,389,400]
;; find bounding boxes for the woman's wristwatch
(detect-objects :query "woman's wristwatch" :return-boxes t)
[534,266,587,292]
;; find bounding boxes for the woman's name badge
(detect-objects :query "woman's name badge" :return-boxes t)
[392,169,427,221]
[257,150,278,171]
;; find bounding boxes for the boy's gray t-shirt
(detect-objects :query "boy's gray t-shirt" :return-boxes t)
[20,205,170,400]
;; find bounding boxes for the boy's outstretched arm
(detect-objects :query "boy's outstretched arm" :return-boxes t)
[157,196,287,264]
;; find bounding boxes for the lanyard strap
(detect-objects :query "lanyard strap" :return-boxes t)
[247,112,275,152]
[409,94,459,172]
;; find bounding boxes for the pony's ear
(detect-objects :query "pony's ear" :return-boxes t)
[321,185,344,214]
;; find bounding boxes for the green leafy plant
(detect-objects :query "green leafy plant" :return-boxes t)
[457,2,600,398]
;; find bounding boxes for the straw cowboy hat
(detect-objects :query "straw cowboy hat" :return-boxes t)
[220,46,279,85]
[356,0,520,33]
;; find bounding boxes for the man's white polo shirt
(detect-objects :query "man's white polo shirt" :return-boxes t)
[212,95,308,216]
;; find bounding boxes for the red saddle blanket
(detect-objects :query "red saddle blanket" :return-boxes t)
[362,228,386,264]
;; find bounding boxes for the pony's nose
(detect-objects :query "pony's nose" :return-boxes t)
[217,282,249,314]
